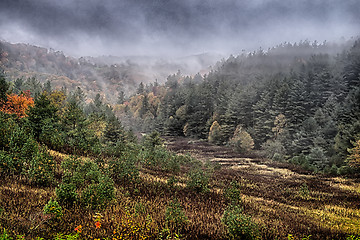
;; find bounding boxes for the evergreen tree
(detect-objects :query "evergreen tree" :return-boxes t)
[0,72,9,104]
[139,94,149,118]
[23,77,43,97]
[103,114,126,147]
[137,82,145,94]
[43,80,52,93]
[13,78,24,94]
[27,92,58,139]
[184,82,213,138]
[117,90,125,104]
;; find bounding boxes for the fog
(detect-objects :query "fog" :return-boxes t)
[0,0,359,58]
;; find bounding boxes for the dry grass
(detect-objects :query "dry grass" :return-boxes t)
[0,138,359,239]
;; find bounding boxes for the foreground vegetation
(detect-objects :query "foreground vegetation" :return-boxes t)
[1,135,360,239]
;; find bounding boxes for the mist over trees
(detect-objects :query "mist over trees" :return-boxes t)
[113,39,360,173]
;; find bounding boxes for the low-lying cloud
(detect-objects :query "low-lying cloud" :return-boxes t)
[0,0,359,57]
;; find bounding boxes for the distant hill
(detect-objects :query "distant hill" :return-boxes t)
[0,40,220,103]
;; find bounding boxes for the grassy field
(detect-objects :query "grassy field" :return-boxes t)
[0,137,359,239]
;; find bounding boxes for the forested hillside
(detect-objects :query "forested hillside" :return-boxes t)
[0,41,217,104]
[115,39,360,174]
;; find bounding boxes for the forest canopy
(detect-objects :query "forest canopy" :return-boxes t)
[112,39,360,174]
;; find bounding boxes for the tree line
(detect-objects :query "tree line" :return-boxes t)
[115,39,360,174]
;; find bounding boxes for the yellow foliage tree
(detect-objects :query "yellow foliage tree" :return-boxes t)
[272,114,286,139]
[347,140,360,168]
[229,125,254,153]
[208,121,223,145]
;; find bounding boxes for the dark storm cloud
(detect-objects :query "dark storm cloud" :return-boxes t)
[0,0,359,57]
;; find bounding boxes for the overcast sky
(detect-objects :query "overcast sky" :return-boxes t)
[0,0,359,57]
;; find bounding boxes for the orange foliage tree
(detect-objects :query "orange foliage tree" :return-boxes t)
[0,90,34,118]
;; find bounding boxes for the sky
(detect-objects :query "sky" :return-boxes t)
[0,0,359,57]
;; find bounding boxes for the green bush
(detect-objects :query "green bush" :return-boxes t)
[43,198,63,219]
[261,139,286,160]
[224,181,242,205]
[0,113,16,150]
[109,153,139,184]
[0,151,15,175]
[8,126,36,175]
[186,168,209,193]
[222,205,259,240]
[56,183,78,206]
[0,228,11,240]
[141,146,181,173]
[165,199,188,233]
[60,156,81,173]
[338,165,352,175]
[299,183,310,199]
[57,156,115,209]
[27,147,55,186]
[81,175,114,209]
[143,131,163,151]
[346,235,360,240]
[167,176,179,189]
[39,118,65,150]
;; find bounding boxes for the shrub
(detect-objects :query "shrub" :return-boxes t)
[57,156,115,209]
[272,152,284,162]
[143,131,163,151]
[307,147,329,170]
[165,199,188,233]
[347,235,360,240]
[0,228,11,240]
[39,118,64,150]
[224,181,242,205]
[0,113,16,150]
[56,183,78,206]
[141,146,181,173]
[222,205,259,240]
[338,165,352,175]
[81,175,114,209]
[8,126,36,175]
[261,139,286,160]
[0,151,15,175]
[43,198,63,219]
[167,176,179,189]
[109,154,139,184]
[299,183,310,199]
[27,147,55,186]
[187,168,209,193]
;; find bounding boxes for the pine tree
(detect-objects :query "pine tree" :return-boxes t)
[137,82,145,94]
[103,114,126,147]
[28,92,58,139]
[0,72,9,103]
